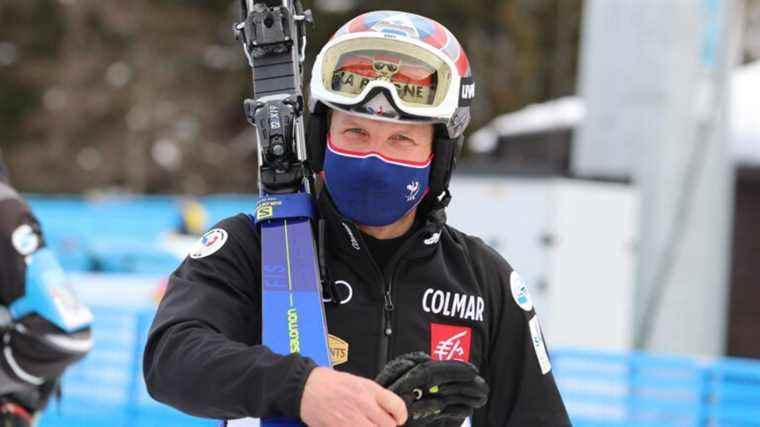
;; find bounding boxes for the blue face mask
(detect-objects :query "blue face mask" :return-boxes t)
[323,135,432,226]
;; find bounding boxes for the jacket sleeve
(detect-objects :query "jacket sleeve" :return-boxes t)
[143,215,318,420]
[473,251,571,426]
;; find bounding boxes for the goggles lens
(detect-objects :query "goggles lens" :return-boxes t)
[321,39,453,109]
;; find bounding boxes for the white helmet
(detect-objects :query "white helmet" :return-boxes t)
[307,11,475,209]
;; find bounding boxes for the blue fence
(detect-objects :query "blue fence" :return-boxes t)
[18,196,239,425]
[20,196,760,426]
[33,296,760,426]
[39,305,216,427]
[26,195,258,274]
[553,349,760,426]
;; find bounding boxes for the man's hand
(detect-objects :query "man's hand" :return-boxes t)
[376,352,489,426]
[300,367,408,427]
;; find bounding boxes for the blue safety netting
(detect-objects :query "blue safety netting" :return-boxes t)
[38,297,760,426]
[39,305,216,427]
[18,196,760,426]
[553,348,760,426]
[26,194,257,275]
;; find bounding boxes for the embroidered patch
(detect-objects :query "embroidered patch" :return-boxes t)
[189,228,228,259]
[423,232,441,246]
[328,334,349,366]
[510,271,533,312]
[528,315,551,375]
[430,323,472,362]
[11,224,40,256]
[406,181,421,201]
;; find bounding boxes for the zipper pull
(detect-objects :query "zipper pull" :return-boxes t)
[384,292,394,336]
[384,318,393,336]
[384,311,394,337]
[384,291,394,312]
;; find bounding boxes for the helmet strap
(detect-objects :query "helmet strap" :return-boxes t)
[428,130,461,205]
[306,104,330,174]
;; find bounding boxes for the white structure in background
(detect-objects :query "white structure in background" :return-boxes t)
[469,97,585,155]
[470,60,760,162]
[732,60,760,165]
[447,177,638,351]
[467,9,748,357]
[576,0,737,358]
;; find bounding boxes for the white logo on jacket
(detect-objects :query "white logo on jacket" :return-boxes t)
[529,315,552,374]
[510,271,534,312]
[433,330,468,360]
[189,228,228,259]
[321,280,353,305]
[422,289,484,322]
[11,224,40,257]
[423,232,441,246]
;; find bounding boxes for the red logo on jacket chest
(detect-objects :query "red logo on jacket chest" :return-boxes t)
[430,323,472,362]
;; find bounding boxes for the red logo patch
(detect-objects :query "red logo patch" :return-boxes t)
[430,323,472,362]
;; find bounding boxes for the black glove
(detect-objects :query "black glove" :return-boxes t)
[375,352,489,426]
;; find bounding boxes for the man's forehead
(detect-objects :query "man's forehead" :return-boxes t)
[332,110,431,134]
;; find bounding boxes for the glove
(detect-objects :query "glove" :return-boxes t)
[375,352,489,426]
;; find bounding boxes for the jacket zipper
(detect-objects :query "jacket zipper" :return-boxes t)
[378,272,395,373]
[349,224,392,375]
[378,243,413,371]
[375,225,439,373]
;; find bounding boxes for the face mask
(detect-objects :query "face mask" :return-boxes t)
[322,135,432,226]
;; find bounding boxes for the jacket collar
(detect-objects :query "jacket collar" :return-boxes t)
[317,189,445,262]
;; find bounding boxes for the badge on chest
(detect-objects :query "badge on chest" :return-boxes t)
[430,323,472,362]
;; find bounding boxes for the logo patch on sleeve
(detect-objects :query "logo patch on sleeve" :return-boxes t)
[430,323,472,362]
[11,224,40,256]
[328,334,349,366]
[528,315,552,375]
[510,271,534,312]
[189,228,228,259]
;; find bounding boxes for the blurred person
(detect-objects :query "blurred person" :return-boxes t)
[175,199,209,237]
[144,10,569,427]
[160,198,210,261]
[0,153,93,426]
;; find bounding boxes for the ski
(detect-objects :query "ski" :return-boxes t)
[227,2,327,427]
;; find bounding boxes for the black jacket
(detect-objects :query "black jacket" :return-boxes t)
[143,193,571,426]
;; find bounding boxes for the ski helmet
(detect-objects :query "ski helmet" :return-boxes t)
[307,11,475,210]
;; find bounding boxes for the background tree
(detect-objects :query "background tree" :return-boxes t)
[1,0,755,193]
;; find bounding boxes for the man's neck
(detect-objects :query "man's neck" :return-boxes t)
[357,209,417,240]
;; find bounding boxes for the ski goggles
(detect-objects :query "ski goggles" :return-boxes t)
[312,33,463,122]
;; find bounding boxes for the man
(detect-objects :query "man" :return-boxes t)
[0,153,93,426]
[144,10,570,426]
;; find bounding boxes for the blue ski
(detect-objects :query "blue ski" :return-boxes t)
[227,195,330,427]
[258,194,331,426]
[231,2,322,426]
